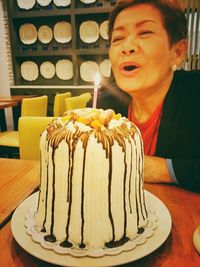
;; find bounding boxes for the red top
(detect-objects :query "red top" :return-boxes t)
[128,102,163,155]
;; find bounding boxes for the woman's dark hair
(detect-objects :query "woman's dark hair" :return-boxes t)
[108,0,188,46]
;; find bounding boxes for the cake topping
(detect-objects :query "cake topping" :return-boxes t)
[62,108,122,129]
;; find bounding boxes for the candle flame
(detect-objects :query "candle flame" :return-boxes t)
[94,72,101,87]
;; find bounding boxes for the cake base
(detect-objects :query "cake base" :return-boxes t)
[11,191,171,265]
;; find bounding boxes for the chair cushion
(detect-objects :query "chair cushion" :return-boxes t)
[0,131,19,147]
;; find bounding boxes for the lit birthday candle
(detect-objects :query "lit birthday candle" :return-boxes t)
[92,72,101,109]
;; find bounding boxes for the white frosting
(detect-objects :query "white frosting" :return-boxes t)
[34,108,148,250]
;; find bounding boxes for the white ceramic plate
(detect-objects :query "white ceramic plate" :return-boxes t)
[19,23,37,45]
[100,59,111,77]
[38,25,53,44]
[80,0,96,3]
[21,61,39,81]
[79,21,99,44]
[36,0,52,6]
[17,0,36,10]
[54,21,72,43]
[56,59,73,80]
[40,61,55,79]
[11,191,171,266]
[53,0,71,6]
[80,61,99,82]
[99,20,109,40]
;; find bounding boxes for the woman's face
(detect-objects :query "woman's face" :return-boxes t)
[109,4,177,95]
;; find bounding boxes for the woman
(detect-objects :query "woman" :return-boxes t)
[97,0,200,192]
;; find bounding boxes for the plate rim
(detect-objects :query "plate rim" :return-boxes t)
[53,21,72,43]
[21,61,39,81]
[38,25,53,44]
[55,59,73,80]
[19,23,37,45]
[79,20,99,44]
[40,61,56,79]
[17,0,36,10]
[11,190,172,266]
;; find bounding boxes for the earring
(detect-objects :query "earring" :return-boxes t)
[172,64,177,71]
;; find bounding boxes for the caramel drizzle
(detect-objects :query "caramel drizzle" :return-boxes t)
[41,120,146,246]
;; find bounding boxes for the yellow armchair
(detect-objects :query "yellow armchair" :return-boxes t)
[53,92,71,117]
[0,95,48,158]
[21,95,48,116]
[65,93,92,111]
[18,116,54,160]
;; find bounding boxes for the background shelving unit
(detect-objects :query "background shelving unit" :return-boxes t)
[4,0,117,115]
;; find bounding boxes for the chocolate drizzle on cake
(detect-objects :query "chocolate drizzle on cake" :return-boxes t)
[35,109,148,250]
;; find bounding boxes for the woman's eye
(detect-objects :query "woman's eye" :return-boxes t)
[139,31,153,36]
[111,36,124,43]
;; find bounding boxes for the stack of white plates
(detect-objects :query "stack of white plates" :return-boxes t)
[38,25,53,44]
[80,61,99,82]
[80,0,96,3]
[40,61,55,79]
[21,61,39,81]
[53,0,71,6]
[56,59,73,80]
[99,59,111,77]
[17,0,36,10]
[79,21,99,43]
[36,0,52,6]
[100,20,109,40]
[19,23,37,45]
[54,21,72,43]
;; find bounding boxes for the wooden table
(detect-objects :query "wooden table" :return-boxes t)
[0,158,39,228]
[0,101,18,131]
[0,95,37,130]
[0,158,199,267]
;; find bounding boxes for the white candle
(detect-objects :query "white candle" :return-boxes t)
[92,72,101,109]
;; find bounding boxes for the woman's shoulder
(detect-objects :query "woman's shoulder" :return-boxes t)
[175,69,200,85]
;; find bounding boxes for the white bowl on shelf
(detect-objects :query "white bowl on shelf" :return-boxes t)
[17,0,36,10]
[100,20,109,40]
[36,0,52,6]
[54,21,72,43]
[53,0,71,6]
[99,59,111,78]
[19,23,37,45]
[40,61,55,79]
[21,61,39,81]
[79,21,99,44]
[80,0,96,4]
[80,61,99,82]
[38,25,53,44]
[56,59,73,80]
[193,225,200,254]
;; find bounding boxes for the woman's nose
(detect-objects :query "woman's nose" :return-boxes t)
[122,48,135,55]
[121,37,138,55]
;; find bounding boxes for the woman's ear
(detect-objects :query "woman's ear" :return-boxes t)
[172,39,188,68]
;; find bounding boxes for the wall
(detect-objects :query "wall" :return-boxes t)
[0,0,13,129]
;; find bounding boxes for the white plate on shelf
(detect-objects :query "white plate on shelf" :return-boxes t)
[100,59,111,77]
[80,0,96,4]
[21,61,39,81]
[40,61,55,79]
[80,61,99,82]
[11,191,171,266]
[56,59,73,80]
[17,0,36,10]
[36,0,52,6]
[79,21,99,44]
[53,0,71,6]
[100,20,109,40]
[54,21,72,43]
[38,25,53,44]
[19,23,37,45]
